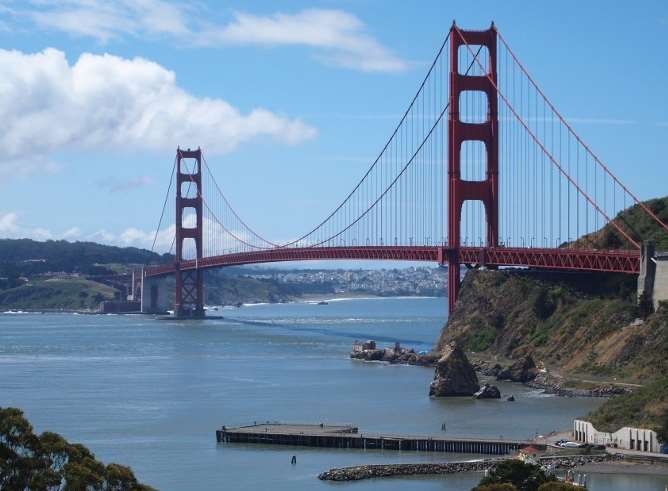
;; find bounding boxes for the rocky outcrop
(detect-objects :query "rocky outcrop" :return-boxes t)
[473,383,501,399]
[350,341,437,366]
[429,344,479,397]
[496,355,539,383]
[434,265,668,386]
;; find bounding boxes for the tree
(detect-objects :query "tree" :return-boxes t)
[474,460,557,491]
[537,483,583,491]
[0,407,155,491]
[474,484,518,491]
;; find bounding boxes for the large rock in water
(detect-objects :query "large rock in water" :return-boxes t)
[429,344,480,397]
[496,354,538,383]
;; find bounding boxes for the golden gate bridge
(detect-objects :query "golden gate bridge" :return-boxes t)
[137,23,668,318]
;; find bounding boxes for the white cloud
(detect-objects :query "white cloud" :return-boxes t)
[205,9,408,72]
[11,2,407,72]
[0,212,18,233]
[0,47,316,175]
[0,211,53,240]
[26,0,190,43]
[0,209,277,255]
[62,227,81,239]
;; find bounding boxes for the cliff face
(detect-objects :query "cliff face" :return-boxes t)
[436,270,668,383]
[429,344,479,397]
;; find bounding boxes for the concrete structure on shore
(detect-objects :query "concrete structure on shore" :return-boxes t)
[140,273,172,314]
[573,419,662,453]
[637,241,668,310]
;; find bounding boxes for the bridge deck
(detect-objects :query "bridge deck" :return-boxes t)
[144,246,639,277]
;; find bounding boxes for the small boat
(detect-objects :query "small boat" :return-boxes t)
[317,301,328,305]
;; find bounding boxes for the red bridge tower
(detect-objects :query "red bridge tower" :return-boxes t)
[447,23,499,311]
[175,148,205,318]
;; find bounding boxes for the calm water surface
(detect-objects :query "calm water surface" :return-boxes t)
[1,297,666,490]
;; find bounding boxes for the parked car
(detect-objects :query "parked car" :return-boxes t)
[559,441,585,448]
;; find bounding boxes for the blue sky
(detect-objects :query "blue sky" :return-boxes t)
[0,0,666,255]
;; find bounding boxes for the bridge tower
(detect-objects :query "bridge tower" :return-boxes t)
[447,23,499,311]
[175,147,205,318]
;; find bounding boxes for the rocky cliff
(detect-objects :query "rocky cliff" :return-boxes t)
[436,269,668,384]
[429,344,480,396]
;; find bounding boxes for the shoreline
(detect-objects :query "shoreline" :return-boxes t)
[318,454,668,482]
[1,294,444,316]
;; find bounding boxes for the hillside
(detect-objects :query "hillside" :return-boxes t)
[0,278,118,311]
[437,269,667,382]
[435,196,668,433]
[584,376,668,433]
[0,238,170,279]
[570,196,668,250]
[0,238,173,311]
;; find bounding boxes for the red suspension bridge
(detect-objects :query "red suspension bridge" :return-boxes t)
[139,23,668,318]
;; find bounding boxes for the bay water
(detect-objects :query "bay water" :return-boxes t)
[1,297,666,490]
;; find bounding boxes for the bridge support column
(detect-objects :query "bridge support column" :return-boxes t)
[140,272,172,314]
[447,22,499,312]
[175,147,205,319]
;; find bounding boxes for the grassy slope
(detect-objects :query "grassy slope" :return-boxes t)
[437,270,668,381]
[584,376,668,432]
[0,278,118,310]
[570,196,668,250]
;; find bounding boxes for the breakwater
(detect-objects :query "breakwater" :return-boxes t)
[319,460,496,481]
[318,454,621,481]
[216,423,542,455]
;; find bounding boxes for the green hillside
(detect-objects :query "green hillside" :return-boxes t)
[0,238,170,279]
[571,196,668,250]
[437,270,668,382]
[0,278,118,311]
[585,376,668,433]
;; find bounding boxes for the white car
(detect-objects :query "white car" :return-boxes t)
[559,441,585,448]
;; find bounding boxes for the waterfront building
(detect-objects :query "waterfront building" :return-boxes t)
[573,419,662,453]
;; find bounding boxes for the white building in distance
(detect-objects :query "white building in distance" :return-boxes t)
[573,419,662,453]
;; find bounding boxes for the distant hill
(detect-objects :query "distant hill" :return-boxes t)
[0,277,118,311]
[0,239,171,278]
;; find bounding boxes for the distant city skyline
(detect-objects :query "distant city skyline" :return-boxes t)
[0,1,666,267]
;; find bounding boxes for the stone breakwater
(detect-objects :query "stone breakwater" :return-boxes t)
[318,454,622,481]
[318,460,496,481]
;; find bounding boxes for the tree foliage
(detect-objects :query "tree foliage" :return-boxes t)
[474,484,518,491]
[0,407,155,491]
[537,483,584,490]
[473,460,557,491]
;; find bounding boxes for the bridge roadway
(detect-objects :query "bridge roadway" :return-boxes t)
[144,246,640,277]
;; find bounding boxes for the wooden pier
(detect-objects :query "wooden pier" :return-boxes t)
[216,423,543,455]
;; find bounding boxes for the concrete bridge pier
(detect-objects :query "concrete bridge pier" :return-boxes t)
[140,272,172,314]
[637,241,668,311]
